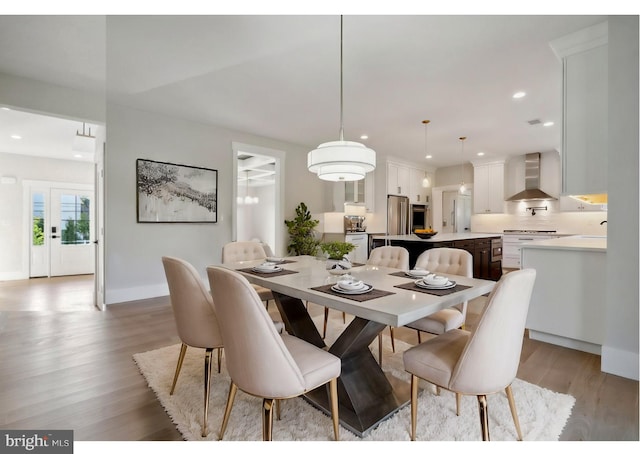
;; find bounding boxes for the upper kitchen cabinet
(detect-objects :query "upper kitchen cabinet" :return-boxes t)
[387,160,432,205]
[327,172,374,212]
[473,161,505,214]
[550,22,608,196]
[409,167,430,205]
[387,161,410,197]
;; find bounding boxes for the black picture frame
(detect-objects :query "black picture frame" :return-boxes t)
[136,158,218,223]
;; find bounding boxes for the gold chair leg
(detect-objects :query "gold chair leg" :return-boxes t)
[217,347,223,374]
[505,385,523,441]
[276,399,281,421]
[329,378,339,441]
[323,307,329,339]
[202,348,214,437]
[378,333,383,365]
[456,392,461,416]
[417,330,422,344]
[262,398,275,441]
[436,385,441,396]
[389,326,395,352]
[477,394,490,441]
[170,343,188,395]
[342,311,346,323]
[410,374,419,441]
[219,382,237,440]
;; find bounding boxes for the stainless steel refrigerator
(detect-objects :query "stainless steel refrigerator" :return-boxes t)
[387,195,410,235]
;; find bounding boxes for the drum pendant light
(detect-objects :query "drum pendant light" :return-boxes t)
[307,16,376,182]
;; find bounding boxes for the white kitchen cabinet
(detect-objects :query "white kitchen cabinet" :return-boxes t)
[328,172,375,212]
[550,22,608,196]
[559,195,606,212]
[387,162,410,196]
[502,233,560,269]
[473,161,504,214]
[344,233,368,263]
[409,167,429,205]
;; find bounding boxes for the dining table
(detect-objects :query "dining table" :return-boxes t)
[223,255,497,437]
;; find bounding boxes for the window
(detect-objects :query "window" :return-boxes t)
[60,194,91,245]
[32,193,45,246]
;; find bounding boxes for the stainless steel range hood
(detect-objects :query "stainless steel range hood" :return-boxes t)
[506,153,557,201]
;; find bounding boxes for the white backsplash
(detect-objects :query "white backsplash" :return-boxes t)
[471,201,608,235]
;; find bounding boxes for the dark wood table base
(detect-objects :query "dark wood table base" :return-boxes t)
[273,292,410,437]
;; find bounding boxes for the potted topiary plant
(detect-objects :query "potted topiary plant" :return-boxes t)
[320,241,356,275]
[284,202,320,256]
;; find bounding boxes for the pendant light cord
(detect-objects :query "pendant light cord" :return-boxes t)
[339,15,344,142]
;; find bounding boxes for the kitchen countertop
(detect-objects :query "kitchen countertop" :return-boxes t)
[520,235,607,252]
[371,233,502,242]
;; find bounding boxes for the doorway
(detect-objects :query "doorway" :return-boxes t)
[232,142,285,256]
[0,107,104,311]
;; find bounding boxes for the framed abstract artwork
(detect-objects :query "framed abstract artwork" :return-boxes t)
[136,159,218,223]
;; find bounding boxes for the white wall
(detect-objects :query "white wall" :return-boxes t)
[104,103,323,304]
[602,16,638,380]
[0,72,105,124]
[0,152,94,279]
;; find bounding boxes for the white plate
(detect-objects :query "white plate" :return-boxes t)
[331,283,373,295]
[266,257,284,263]
[415,279,456,290]
[252,266,282,273]
[337,281,366,291]
[405,270,430,277]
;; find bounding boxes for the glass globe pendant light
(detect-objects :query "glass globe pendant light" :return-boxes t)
[459,136,467,194]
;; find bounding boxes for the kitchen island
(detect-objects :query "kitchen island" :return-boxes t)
[521,235,607,355]
[370,233,503,280]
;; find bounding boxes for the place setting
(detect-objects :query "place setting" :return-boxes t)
[311,275,395,302]
[238,261,298,277]
[394,273,471,296]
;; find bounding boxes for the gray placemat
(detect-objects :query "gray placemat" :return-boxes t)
[310,284,395,302]
[238,267,299,278]
[393,281,471,296]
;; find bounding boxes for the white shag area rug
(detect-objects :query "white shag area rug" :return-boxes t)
[133,319,575,442]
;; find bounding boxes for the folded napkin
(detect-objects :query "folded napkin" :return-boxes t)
[338,280,365,291]
[424,274,449,286]
[407,268,429,277]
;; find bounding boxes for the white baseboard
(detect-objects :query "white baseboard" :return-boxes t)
[602,345,640,381]
[528,330,601,355]
[0,271,28,281]
[105,283,169,305]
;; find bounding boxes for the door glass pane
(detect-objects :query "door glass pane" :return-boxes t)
[32,193,45,246]
[60,194,91,245]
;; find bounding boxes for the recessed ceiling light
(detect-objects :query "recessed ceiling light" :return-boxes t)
[74,154,83,158]
[10,135,22,140]
[360,135,368,140]
[477,152,485,156]
[425,155,432,159]
[512,91,526,99]
[543,121,554,127]
[1,107,10,111]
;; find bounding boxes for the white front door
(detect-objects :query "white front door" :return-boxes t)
[49,188,95,277]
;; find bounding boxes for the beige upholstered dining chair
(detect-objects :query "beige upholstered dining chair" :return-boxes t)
[206,265,341,441]
[366,246,410,365]
[406,247,474,341]
[162,256,224,437]
[403,268,537,441]
[222,241,274,309]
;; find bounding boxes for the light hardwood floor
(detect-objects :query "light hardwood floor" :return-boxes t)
[0,276,637,441]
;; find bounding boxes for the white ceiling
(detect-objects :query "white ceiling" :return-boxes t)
[0,15,612,168]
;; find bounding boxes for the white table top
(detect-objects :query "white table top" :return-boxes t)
[223,255,496,328]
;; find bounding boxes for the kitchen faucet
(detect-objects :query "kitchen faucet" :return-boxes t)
[600,220,607,225]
